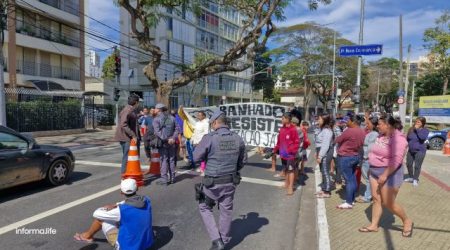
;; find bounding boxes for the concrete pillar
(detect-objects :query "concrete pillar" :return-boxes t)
[7,0,16,87]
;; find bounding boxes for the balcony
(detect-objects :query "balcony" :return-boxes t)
[16,25,79,48]
[15,60,80,81]
[39,0,79,16]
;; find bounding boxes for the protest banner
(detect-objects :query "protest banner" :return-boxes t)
[181,103,288,148]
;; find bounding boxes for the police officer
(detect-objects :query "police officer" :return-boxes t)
[193,110,247,250]
[153,103,179,186]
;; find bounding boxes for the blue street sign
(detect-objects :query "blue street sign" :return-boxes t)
[339,44,383,57]
[397,89,405,97]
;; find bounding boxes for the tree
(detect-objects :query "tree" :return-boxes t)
[253,47,275,101]
[423,10,450,95]
[365,58,401,113]
[415,72,445,97]
[102,53,116,80]
[117,0,332,105]
[268,22,363,120]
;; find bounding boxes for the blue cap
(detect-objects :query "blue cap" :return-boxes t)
[341,116,351,124]
[209,110,225,123]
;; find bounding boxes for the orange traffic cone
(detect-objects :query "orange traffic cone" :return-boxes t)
[146,148,161,175]
[122,140,144,186]
[443,131,450,156]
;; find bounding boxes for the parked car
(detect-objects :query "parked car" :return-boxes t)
[0,125,75,190]
[426,127,450,150]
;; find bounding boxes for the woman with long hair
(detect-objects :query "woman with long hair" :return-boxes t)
[315,114,334,198]
[405,117,429,187]
[359,115,413,237]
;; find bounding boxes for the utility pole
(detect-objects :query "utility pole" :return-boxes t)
[204,38,209,106]
[409,80,415,127]
[401,44,411,125]
[398,15,405,123]
[376,69,381,112]
[331,30,337,118]
[355,0,365,114]
[0,4,6,126]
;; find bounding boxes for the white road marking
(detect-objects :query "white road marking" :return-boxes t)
[76,160,122,168]
[315,163,331,250]
[0,185,121,236]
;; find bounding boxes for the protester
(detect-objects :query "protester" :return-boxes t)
[356,116,379,203]
[114,94,141,174]
[315,114,334,198]
[405,117,429,187]
[74,179,153,249]
[153,103,180,186]
[335,113,366,209]
[139,107,154,160]
[292,117,304,183]
[274,112,300,195]
[359,115,413,237]
[177,106,195,168]
[332,118,345,189]
[191,111,210,173]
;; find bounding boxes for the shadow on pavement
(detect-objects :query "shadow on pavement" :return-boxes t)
[226,212,269,250]
[149,226,174,250]
[0,171,92,203]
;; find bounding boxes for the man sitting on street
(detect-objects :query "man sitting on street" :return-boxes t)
[74,179,153,250]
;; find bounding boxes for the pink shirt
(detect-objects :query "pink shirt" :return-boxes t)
[368,130,408,168]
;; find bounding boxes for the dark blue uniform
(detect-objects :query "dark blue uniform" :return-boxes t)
[193,111,247,249]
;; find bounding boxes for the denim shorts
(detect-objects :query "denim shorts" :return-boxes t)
[369,165,404,188]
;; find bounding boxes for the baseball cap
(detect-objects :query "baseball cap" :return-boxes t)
[121,178,137,194]
[209,110,225,124]
[155,103,166,109]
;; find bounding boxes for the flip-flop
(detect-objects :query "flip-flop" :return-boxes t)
[402,222,414,237]
[316,193,331,198]
[358,227,379,233]
[73,233,94,243]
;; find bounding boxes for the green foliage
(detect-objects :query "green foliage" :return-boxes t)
[6,100,83,132]
[102,53,116,80]
[415,72,447,97]
[253,47,275,100]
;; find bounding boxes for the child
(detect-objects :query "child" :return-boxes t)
[300,121,311,175]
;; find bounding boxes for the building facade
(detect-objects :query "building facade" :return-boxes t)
[87,50,101,78]
[274,75,291,90]
[119,2,262,108]
[2,0,86,91]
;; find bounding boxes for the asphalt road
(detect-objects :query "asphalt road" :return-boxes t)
[0,144,309,250]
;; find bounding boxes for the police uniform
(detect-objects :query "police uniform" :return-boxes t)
[153,103,179,185]
[193,110,247,250]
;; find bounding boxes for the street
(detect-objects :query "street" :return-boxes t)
[0,134,313,250]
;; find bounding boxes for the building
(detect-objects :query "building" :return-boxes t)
[274,75,291,90]
[119,3,262,107]
[87,50,101,78]
[2,0,86,91]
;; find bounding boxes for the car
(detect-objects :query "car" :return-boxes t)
[426,127,450,150]
[0,125,75,190]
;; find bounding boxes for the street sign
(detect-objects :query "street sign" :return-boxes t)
[397,89,405,97]
[339,44,383,57]
[397,97,404,104]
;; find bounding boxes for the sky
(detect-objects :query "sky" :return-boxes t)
[87,0,449,65]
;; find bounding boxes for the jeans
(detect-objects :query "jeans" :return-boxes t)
[406,150,426,181]
[319,147,333,192]
[361,160,372,201]
[338,155,360,204]
[120,140,140,174]
[186,139,195,169]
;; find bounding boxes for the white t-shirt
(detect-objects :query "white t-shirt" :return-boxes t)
[191,118,210,145]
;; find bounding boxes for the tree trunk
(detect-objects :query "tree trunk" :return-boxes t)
[304,87,312,122]
[443,75,448,95]
[155,86,171,108]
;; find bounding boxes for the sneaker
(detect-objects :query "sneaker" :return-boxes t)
[336,203,353,209]
[413,180,419,187]
[404,178,413,183]
[342,200,356,205]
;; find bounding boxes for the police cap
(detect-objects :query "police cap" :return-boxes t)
[209,110,225,124]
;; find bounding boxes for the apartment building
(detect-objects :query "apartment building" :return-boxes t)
[2,0,86,91]
[120,2,262,107]
[87,50,101,78]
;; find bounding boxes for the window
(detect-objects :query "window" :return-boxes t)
[196,31,218,52]
[198,11,219,33]
[0,133,28,150]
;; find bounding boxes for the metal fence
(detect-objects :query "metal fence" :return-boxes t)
[4,88,115,132]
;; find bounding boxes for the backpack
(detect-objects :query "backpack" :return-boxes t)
[302,128,310,149]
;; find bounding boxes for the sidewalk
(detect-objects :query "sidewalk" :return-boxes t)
[322,155,450,250]
[34,129,116,148]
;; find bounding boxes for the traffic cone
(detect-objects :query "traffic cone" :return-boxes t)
[146,148,161,175]
[443,131,450,156]
[122,140,144,186]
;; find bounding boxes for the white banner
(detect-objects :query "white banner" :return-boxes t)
[183,103,288,148]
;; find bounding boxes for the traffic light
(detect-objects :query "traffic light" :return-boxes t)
[115,54,121,76]
[113,88,120,102]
